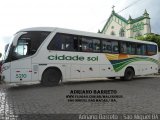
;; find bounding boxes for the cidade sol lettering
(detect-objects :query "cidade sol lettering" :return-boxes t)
[48,55,84,61]
[48,55,98,61]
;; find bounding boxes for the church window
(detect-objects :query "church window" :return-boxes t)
[111,31,115,35]
[119,28,125,37]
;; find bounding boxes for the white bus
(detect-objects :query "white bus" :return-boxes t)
[1,27,159,86]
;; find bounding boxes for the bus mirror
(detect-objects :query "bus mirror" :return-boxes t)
[5,44,9,52]
[13,39,18,46]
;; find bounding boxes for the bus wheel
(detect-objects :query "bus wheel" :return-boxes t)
[41,68,61,86]
[124,67,134,81]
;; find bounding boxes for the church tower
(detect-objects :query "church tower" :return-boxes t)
[100,8,151,38]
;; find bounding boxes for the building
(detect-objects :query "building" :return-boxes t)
[99,9,151,38]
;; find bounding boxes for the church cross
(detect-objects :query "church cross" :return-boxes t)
[112,5,115,11]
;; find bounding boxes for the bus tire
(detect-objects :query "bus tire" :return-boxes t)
[41,68,62,87]
[123,67,135,81]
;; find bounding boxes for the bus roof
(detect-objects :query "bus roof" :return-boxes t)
[19,27,157,45]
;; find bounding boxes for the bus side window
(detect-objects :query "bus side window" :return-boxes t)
[120,42,136,55]
[112,41,119,53]
[65,36,77,51]
[48,33,61,50]
[48,33,78,51]
[126,42,135,54]
[131,43,136,54]
[81,37,93,52]
[126,42,131,54]
[136,44,140,55]
[102,40,112,53]
[120,42,127,54]
[73,36,79,51]
[93,39,100,52]
[136,44,146,55]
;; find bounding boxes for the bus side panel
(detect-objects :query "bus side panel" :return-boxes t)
[71,64,81,79]
[81,65,100,78]
[10,58,32,82]
[99,64,118,77]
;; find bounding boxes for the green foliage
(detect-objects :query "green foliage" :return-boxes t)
[0,53,2,58]
[135,33,160,51]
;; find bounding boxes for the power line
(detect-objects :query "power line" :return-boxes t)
[117,0,143,13]
[88,0,144,32]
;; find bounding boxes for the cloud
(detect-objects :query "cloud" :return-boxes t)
[0,0,159,56]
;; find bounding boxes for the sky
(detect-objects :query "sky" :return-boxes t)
[0,0,160,58]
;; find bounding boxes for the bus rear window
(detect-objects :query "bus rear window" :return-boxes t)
[147,44,157,55]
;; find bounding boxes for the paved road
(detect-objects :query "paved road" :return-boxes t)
[0,76,160,119]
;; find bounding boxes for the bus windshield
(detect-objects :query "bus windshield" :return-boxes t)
[4,31,51,63]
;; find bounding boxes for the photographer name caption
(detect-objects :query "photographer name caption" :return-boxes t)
[66,90,123,102]
[78,114,159,120]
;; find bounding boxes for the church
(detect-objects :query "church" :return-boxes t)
[99,8,151,38]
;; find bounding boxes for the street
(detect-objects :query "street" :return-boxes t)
[0,76,160,119]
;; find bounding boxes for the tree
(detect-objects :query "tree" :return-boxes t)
[135,33,160,51]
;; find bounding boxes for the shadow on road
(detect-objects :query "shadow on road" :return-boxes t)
[64,77,153,85]
[6,77,155,90]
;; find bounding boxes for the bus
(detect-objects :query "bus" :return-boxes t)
[1,27,159,86]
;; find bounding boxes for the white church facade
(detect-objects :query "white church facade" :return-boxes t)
[99,9,151,38]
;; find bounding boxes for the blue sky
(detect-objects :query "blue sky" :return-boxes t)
[0,0,159,58]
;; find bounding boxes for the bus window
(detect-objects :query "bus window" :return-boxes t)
[112,41,119,53]
[48,33,78,51]
[14,40,28,56]
[147,44,157,55]
[130,43,136,54]
[120,42,127,54]
[63,36,75,51]
[93,39,100,52]
[102,40,112,53]
[81,37,93,52]
[136,44,146,55]
[80,37,100,52]
[126,42,132,54]
[12,31,50,60]
[121,42,136,54]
